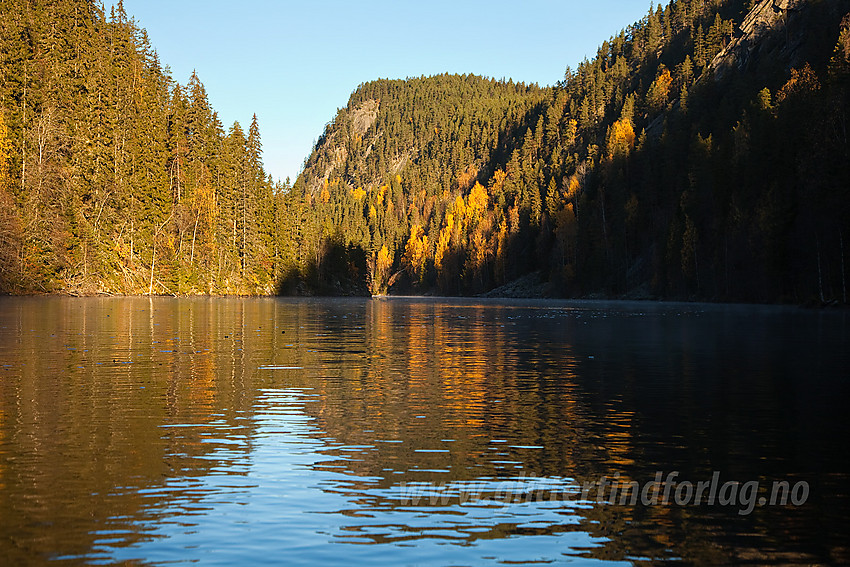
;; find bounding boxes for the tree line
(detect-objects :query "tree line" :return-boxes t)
[2,0,849,303]
[0,0,289,294]
[294,0,850,303]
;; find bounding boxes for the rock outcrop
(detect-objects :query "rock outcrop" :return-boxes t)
[709,0,849,81]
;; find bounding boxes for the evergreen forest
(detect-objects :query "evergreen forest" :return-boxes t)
[1,0,285,294]
[2,0,849,303]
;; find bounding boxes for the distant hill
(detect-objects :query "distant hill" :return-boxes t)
[292,0,850,303]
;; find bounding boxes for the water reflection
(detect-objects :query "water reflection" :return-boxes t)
[0,297,847,565]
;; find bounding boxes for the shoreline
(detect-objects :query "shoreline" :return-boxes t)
[1,289,846,310]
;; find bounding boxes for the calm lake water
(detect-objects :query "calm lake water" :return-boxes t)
[0,297,848,565]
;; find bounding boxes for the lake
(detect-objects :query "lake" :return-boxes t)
[0,296,847,565]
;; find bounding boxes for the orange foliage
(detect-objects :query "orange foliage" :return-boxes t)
[377,245,392,274]
[490,169,507,194]
[453,195,467,223]
[402,225,428,280]
[350,187,366,201]
[376,185,388,206]
[647,67,672,110]
[607,117,635,159]
[470,230,488,270]
[435,214,454,273]
[370,245,394,294]
[776,63,821,104]
[566,174,581,200]
[468,181,488,215]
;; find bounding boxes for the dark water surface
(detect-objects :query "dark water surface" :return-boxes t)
[0,297,847,565]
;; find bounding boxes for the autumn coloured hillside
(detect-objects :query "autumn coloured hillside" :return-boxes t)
[1,0,849,302]
[293,0,850,303]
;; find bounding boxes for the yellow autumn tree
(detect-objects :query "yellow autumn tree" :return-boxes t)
[378,244,392,274]
[468,230,488,287]
[453,194,467,220]
[566,174,581,200]
[462,181,492,289]
[448,195,467,246]
[191,163,218,266]
[374,245,393,294]
[490,169,507,195]
[606,116,635,159]
[435,213,454,274]
[467,181,488,215]
[376,185,388,206]
[402,225,428,282]
[646,66,673,112]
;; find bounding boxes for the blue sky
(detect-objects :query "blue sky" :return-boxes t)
[113,0,655,183]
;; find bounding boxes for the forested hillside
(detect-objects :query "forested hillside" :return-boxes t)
[2,0,849,302]
[0,0,289,294]
[294,0,850,303]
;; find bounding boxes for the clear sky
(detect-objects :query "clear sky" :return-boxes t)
[112,0,655,183]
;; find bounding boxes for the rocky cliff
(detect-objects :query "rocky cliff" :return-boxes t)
[711,0,849,80]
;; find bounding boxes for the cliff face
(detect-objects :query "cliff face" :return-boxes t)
[711,0,850,80]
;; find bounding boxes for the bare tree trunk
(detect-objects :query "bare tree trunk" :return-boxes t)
[36,109,51,195]
[150,213,174,295]
[21,69,26,196]
[149,244,156,295]
[191,209,200,265]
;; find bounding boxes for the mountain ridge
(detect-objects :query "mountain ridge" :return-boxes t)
[290,0,850,303]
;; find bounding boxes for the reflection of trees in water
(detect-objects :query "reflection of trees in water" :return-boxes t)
[0,298,844,565]
[295,300,648,559]
[296,300,844,565]
[0,298,267,563]
[304,300,626,482]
